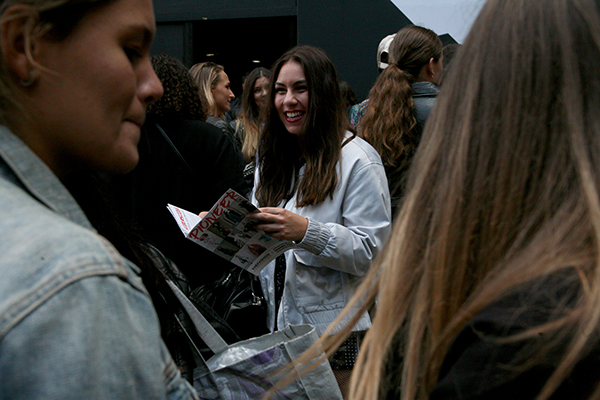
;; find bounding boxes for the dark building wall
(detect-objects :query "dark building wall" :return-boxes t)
[151,0,412,101]
[297,1,410,100]
[154,0,296,20]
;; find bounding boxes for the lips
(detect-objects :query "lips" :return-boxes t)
[126,112,145,128]
[284,111,305,122]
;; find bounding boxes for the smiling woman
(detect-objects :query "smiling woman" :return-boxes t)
[0,0,200,399]
[248,45,392,396]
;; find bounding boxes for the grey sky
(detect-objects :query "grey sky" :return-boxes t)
[390,0,486,43]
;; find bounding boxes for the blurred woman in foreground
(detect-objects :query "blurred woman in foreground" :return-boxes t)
[317,0,600,399]
[0,0,198,398]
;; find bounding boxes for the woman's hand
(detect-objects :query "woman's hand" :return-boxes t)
[246,207,308,242]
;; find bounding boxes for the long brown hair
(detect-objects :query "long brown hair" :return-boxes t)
[255,46,345,208]
[358,25,442,172]
[237,67,269,162]
[313,0,600,399]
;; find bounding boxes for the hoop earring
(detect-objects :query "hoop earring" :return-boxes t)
[20,71,35,88]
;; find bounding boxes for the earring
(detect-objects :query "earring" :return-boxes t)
[20,71,35,88]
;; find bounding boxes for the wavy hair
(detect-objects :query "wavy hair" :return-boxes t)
[358,25,442,174]
[255,45,345,208]
[147,54,205,120]
[189,61,225,118]
[237,67,270,162]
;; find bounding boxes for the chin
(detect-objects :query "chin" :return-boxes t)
[122,152,140,173]
[284,125,303,136]
[107,148,140,175]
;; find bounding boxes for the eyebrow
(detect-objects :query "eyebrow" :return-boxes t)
[275,79,307,87]
[122,24,155,46]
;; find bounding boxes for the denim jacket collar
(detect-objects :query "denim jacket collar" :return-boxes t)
[0,125,93,231]
[411,81,440,97]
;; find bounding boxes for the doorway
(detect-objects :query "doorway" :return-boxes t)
[192,16,297,97]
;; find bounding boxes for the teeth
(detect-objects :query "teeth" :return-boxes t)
[286,112,303,118]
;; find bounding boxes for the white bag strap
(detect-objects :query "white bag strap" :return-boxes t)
[165,279,228,354]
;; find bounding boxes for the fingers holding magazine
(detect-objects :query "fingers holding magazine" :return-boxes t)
[246,207,308,242]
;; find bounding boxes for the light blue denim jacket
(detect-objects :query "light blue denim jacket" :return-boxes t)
[0,126,198,399]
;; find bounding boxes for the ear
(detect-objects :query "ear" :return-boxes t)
[427,57,437,77]
[0,5,39,84]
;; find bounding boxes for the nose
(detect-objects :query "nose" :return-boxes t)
[229,89,235,100]
[139,59,164,106]
[283,90,297,106]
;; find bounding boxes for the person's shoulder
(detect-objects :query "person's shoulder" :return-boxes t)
[0,177,136,306]
[342,132,384,165]
[158,117,236,151]
[182,118,229,138]
[206,115,227,129]
[350,99,369,112]
[156,117,223,137]
[474,270,580,331]
[412,82,440,98]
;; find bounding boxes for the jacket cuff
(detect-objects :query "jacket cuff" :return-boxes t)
[295,217,330,255]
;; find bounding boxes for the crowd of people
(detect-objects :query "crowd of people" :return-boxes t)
[1,0,600,399]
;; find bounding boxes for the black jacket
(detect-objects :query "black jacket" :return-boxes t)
[431,270,600,400]
[117,117,248,288]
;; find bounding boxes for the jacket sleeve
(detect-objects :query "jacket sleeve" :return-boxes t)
[296,160,392,276]
[0,273,198,400]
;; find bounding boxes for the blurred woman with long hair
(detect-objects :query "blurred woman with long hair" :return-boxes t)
[233,66,270,164]
[314,0,600,399]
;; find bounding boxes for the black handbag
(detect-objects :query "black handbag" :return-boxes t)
[190,267,269,340]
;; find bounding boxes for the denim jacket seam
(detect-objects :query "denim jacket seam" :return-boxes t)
[0,261,130,339]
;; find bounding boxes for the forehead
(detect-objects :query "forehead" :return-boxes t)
[217,70,229,82]
[276,60,305,83]
[77,0,156,38]
[254,76,268,86]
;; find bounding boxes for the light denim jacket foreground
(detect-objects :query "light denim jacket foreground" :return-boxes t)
[0,126,198,399]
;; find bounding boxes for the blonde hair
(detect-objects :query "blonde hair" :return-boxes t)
[189,61,225,118]
[290,1,600,399]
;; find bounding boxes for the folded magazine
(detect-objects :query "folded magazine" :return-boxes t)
[168,189,295,275]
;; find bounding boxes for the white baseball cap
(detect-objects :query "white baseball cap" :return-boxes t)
[377,34,396,71]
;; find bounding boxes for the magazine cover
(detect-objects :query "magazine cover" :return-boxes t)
[168,189,295,275]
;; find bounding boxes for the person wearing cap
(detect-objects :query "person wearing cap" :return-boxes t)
[349,33,396,128]
[358,25,443,218]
